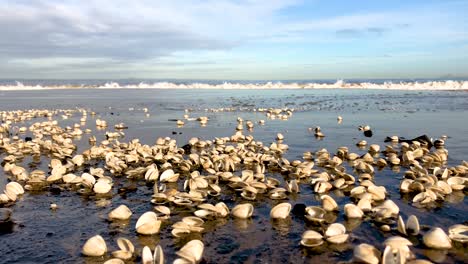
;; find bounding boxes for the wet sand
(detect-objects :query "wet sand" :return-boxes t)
[0,89,467,263]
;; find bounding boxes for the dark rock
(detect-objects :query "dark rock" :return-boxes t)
[49,185,62,195]
[24,137,33,142]
[364,130,373,137]
[292,203,306,216]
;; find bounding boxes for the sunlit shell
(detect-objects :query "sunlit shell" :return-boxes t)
[154,205,171,217]
[382,245,405,264]
[135,212,162,235]
[176,239,204,263]
[448,224,468,243]
[93,179,112,194]
[112,237,134,260]
[231,203,254,219]
[145,164,159,182]
[321,195,338,212]
[406,215,420,236]
[383,236,413,260]
[82,235,107,257]
[423,227,452,249]
[447,177,465,191]
[270,202,291,219]
[159,169,179,183]
[344,203,363,218]
[5,182,24,196]
[142,246,153,264]
[215,202,230,217]
[108,205,132,220]
[367,185,386,201]
[325,223,349,244]
[300,230,323,247]
[353,243,380,264]
[240,186,258,200]
[81,173,96,188]
[304,206,326,223]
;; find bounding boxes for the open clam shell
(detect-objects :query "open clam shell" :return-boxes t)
[82,235,107,257]
[300,230,323,247]
[231,203,254,219]
[270,202,291,219]
[135,212,161,235]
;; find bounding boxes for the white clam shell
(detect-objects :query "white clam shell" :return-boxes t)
[448,224,468,243]
[93,180,112,194]
[159,169,179,183]
[82,235,107,257]
[108,205,132,220]
[231,203,254,219]
[321,195,338,212]
[344,203,363,218]
[176,239,204,263]
[136,212,161,235]
[270,202,291,219]
[300,230,323,247]
[353,243,380,264]
[6,182,24,195]
[423,227,452,249]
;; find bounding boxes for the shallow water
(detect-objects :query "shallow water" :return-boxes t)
[0,89,467,264]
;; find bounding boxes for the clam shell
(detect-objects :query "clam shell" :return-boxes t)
[160,169,179,183]
[270,202,291,219]
[448,224,468,243]
[142,246,153,264]
[154,245,164,264]
[231,203,253,219]
[93,180,112,194]
[82,235,107,257]
[353,243,380,264]
[136,212,161,235]
[176,239,204,263]
[406,215,420,236]
[325,223,346,237]
[5,182,24,195]
[423,227,452,249]
[382,245,405,264]
[116,237,134,253]
[108,205,132,220]
[321,195,338,212]
[104,259,125,264]
[344,203,363,218]
[300,230,323,247]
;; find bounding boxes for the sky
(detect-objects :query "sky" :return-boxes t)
[0,0,467,80]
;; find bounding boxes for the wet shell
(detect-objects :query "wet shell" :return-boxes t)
[176,239,204,263]
[448,224,468,243]
[270,202,291,219]
[353,243,380,264]
[344,203,364,218]
[325,223,349,244]
[93,180,112,194]
[159,169,179,183]
[82,235,107,257]
[135,212,162,235]
[406,215,420,236]
[108,205,132,220]
[300,230,323,247]
[231,203,254,219]
[321,195,338,212]
[423,227,452,249]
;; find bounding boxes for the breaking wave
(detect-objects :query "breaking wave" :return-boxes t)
[1,80,468,90]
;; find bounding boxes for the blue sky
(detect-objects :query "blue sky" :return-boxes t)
[0,0,467,80]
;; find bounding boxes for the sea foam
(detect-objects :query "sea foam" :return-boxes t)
[1,80,467,90]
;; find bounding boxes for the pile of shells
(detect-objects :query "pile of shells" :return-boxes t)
[0,107,467,263]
